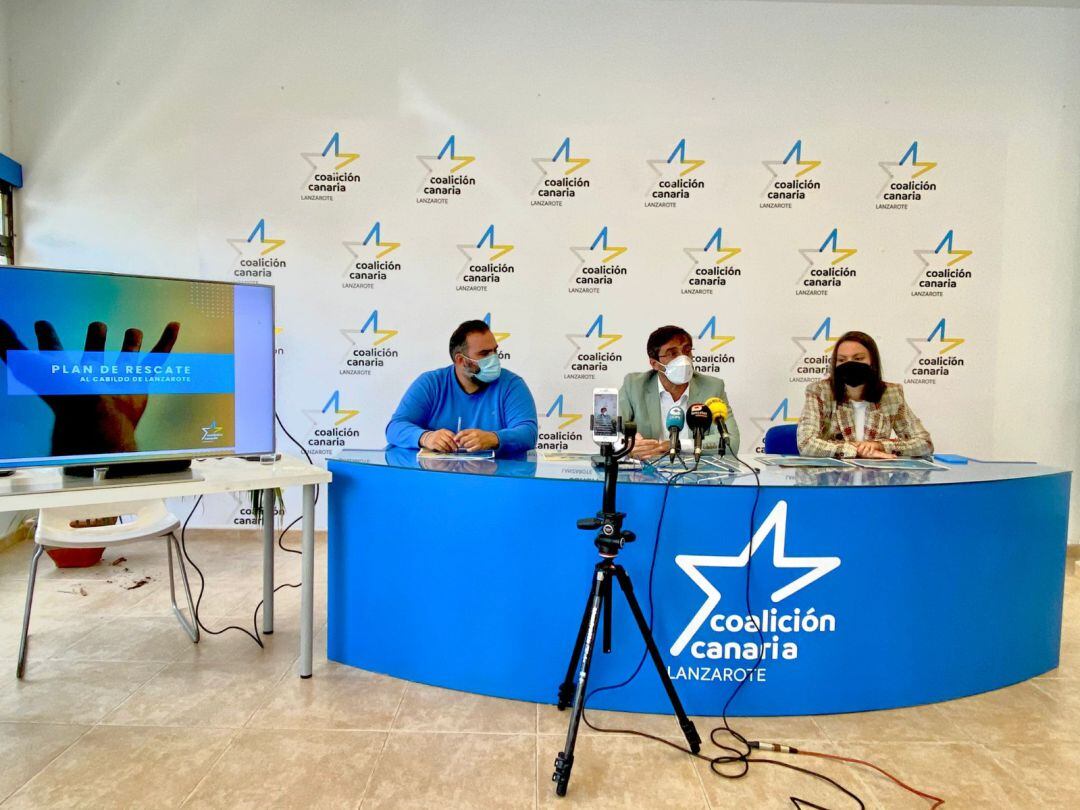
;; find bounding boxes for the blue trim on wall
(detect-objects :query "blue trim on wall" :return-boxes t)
[0,153,23,188]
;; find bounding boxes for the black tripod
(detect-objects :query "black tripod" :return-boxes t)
[552,420,701,797]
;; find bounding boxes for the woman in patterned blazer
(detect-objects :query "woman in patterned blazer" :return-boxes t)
[797,331,933,459]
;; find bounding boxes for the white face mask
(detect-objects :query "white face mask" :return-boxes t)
[658,355,694,385]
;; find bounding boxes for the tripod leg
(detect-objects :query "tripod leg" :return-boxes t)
[613,565,701,754]
[601,569,612,654]
[553,568,606,797]
[557,570,602,710]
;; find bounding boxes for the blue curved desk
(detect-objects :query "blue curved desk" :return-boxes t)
[327,450,1071,716]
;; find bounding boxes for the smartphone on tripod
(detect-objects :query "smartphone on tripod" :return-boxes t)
[591,388,618,444]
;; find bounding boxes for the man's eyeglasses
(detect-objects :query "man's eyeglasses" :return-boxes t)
[658,347,693,362]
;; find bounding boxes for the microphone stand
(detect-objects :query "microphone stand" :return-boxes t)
[552,417,701,797]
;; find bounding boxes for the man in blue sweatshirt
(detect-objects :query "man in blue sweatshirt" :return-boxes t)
[385,319,538,455]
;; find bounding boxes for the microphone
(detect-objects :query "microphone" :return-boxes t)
[704,397,730,456]
[686,403,712,462]
[665,406,685,463]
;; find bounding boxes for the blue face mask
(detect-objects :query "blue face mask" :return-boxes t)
[464,353,501,383]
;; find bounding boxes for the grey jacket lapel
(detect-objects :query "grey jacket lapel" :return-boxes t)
[641,372,662,436]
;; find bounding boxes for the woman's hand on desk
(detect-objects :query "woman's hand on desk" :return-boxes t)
[856,441,897,459]
[420,429,458,453]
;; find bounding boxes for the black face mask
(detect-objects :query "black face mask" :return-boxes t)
[836,360,875,388]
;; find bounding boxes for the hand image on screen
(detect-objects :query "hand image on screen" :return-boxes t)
[0,319,180,457]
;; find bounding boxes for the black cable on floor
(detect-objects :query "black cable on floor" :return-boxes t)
[177,412,320,646]
[574,454,866,808]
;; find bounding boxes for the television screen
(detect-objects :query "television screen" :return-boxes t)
[0,266,275,469]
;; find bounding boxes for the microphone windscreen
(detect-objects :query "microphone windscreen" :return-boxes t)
[686,403,712,432]
[704,397,730,420]
[665,406,685,429]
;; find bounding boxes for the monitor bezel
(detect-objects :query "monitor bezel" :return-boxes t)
[0,264,276,470]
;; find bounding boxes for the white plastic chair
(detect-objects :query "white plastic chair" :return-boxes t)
[16,499,199,678]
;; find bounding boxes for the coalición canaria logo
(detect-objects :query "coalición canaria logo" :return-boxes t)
[537,394,585,451]
[229,491,285,527]
[694,316,736,375]
[789,317,838,383]
[911,230,972,298]
[342,221,402,290]
[416,135,477,204]
[877,141,938,210]
[531,137,592,207]
[456,225,516,292]
[761,139,822,208]
[796,228,859,296]
[682,227,744,295]
[904,318,966,385]
[339,310,400,377]
[302,390,360,456]
[749,399,801,453]
[300,132,360,202]
[482,313,511,361]
[226,218,287,280]
[564,315,624,380]
[645,138,707,208]
[568,226,630,294]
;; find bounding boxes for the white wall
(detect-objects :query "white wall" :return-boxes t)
[4,0,1079,538]
[0,0,11,156]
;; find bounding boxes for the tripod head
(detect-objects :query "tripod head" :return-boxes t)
[578,419,637,556]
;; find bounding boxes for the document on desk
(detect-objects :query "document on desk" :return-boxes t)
[417,449,495,461]
[535,451,593,463]
[847,457,948,471]
[755,455,854,468]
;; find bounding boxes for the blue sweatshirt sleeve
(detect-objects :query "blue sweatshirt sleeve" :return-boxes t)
[494,375,539,454]
[385,372,436,449]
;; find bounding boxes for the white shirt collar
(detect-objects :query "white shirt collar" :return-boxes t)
[657,375,691,441]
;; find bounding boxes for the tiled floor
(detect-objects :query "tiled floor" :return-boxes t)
[1,530,1078,808]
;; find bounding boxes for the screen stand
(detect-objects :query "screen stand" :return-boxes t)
[63,459,193,480]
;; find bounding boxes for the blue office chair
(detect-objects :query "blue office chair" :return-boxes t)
[764,424,799,455]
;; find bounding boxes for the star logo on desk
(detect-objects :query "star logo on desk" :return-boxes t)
[912,230,972,288]
[302,390,359,429]
[790,317,838,372]
[227,218,286,259]
[670,500,841,656]
[878,140,937,198]
[565,314,623,368]
[762,139,821,196]
[683,227,742,285]
[200,420,224,443]
[300,131,359,188]
[531,137,591,193]
[342,221,400,276]
[798,228,858,284]
[456,225,515,279]
[416,135,476,191]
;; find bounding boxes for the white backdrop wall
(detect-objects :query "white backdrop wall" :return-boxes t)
[0,1,11,156]
[3,0,1079,538]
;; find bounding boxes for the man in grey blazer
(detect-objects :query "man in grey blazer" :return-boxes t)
[618,325,740,459]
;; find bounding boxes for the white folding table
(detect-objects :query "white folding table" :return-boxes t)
[0,454,331,677]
